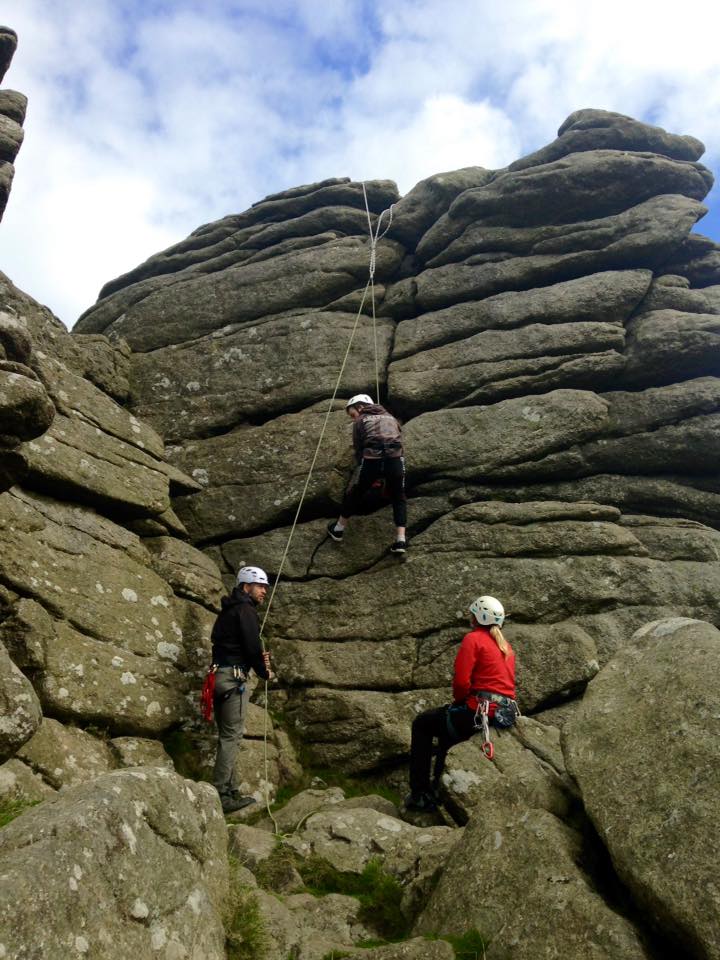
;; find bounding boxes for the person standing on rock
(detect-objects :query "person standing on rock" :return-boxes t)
[327,393,408,553]
[210,565,275,814]
[406,595,518,813]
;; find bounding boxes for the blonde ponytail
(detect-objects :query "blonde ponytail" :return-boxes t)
[490,624,510,657]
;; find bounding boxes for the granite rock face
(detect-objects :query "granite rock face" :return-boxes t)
[0,274,225,749]
[0,767,229,960]
[563,619,720,959]
[75,110,720,774]
[2,99,720,958]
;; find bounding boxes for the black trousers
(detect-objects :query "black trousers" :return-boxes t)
[341,457,407,527]
[409,704,476,795]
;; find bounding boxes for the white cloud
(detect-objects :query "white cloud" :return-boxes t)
[0,0,718,327]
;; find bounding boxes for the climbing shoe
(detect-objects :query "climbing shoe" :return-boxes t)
[221,793,256,814]
[404,791,438,813]
[390,540,407,554]
[327,521,344,542]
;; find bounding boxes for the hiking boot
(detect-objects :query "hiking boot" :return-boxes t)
[221,793,256,814]
[327,521,344,542]
[390,539,407,554]
[404,791,438,813]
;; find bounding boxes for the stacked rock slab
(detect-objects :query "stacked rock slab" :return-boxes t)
[0,26,23,222]
[76,109,720,768]
[0,273,226,755]
[0,39,231,793]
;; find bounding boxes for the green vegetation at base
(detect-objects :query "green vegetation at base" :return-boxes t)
[162,729,210,783]
[254,841,301,890]
[320,928,489,958]
[299,856,408,940]
[268,763,403,812]
[308,768,403,808]
[224,855,268,960]
[256,846,408,940]
[0,796,39,829]
[431,929,489,959]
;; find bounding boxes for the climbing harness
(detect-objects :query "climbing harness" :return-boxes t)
[200,664,248,722]
[251,184,394,833]
[474,698,495,761]
[472,692,521,760]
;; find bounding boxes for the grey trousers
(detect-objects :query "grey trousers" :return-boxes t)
[212,668,249,796]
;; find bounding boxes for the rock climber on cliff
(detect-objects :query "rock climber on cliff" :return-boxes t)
[208,565,275,814]
[405,595,518,813]
[327,393,407,553]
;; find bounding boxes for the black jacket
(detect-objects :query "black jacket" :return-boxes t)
[210,587,270,677]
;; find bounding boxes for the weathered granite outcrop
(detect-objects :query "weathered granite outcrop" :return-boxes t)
[73,111,720,774]
[0,26,23,222]
[414,791,651,958]
[3,95,720,958]
[0,272,227,753]
[563,618,720,959]
[0,767,229,960]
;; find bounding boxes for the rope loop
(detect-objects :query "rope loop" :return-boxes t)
[362,181,394,281]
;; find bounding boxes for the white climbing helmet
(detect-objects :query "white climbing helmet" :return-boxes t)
[236,565,269,586]
[469,595,505,628]
[345,393,374,409]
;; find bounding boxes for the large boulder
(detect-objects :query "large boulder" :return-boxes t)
[0,492,199,733]
[0,766,228,960]
[509,109,704,170]
[414,791,650,959]
[0,252,225,751]
[563,619,720,958]
[16,717,115,788]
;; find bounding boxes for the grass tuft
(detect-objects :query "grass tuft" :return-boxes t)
[254,841,301,891]
[224,855,269,960]
[428,929,489,960]
[299,856,408,940]
[0,796,39,829]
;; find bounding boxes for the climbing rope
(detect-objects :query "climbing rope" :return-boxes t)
[253,183,394,833]
[362,181,394,405]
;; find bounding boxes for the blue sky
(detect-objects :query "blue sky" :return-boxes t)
[1,0,718,326]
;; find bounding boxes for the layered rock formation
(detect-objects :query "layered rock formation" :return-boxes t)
[2,40,720,955]
[0,26,23,222]
[75,108,720,762]
[68,109,720,955]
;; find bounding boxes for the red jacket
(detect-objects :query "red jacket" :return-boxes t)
[452,626,515,712]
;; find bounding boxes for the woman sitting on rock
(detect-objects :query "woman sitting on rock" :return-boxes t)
[406,595,518,813]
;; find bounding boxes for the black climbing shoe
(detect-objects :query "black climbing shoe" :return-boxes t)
[221,793,256,814]
[327,522,344,542]
[404,791,438,813]
[390,540,407,554]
